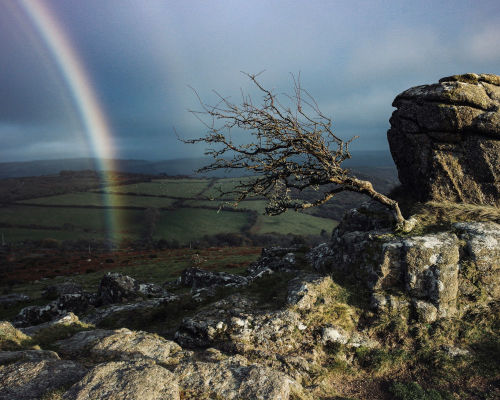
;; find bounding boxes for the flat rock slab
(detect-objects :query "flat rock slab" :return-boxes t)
[63,360,179,400]
[175,356,306,400]
[56,328,183,365]
[0,359,86,400]
[0,349,59,365]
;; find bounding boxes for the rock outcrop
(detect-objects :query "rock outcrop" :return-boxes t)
[310,202,500,322]
[388,73,500,205]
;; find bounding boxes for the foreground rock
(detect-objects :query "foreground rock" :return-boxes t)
[175,293,305,353]
[388,73,500,206]
[56,328,185,365]
[63,360,179,400]
[175,355,307,400]
[0,359,86,400]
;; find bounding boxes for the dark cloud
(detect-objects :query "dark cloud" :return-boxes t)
[1,0,499,162]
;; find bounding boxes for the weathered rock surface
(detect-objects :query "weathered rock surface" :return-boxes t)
[175,293,305,353]
[180,267,249,289]
[247,246,300,278]
[0,359,86,400]
[13,291,96,328]
[175,355,307,400]
[178,267,250,301]
[21,312,82,336]
[13,273,178,328]
[321,326,379,349]
[309,204,500,321]
[0,293,30,308]
[0,349,60,365]
[82,297,178,325]
[388,73,500,205]
[56,328,184,365]
[98,272,172,304]
[63,360,179,400]
[42,281,84,300]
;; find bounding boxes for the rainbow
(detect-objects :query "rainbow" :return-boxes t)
[18,0,122,243]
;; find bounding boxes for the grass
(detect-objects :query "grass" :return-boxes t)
[251,211,337,235]
[104,179,210,198]
[0,205,143,232]
[0,227,103,242]
[20,192,176,208]
[411,201,500,229]
[390,381,454,400]
[0,247,261,321]
[0,321,36,350]
[154,208,252,242]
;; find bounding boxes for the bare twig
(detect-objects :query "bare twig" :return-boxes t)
[181,73,410,229]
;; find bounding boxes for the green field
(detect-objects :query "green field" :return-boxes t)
[105,179,210,198]
[0,227,103,242]
[252,211,337,235]
[2,176,338,244]
[154,208,250,242]
[21,192,176,208]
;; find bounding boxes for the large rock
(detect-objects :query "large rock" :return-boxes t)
[388,73,500,205]
[63,360,179,400]
[56,328,184,365]
[174,355,307,400]
[309,209,500,321]
[97,272,172,305]
[0,359,86,400]
[0,349,60,365]
[175,293,305,353]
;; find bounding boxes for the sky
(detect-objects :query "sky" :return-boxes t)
[0,0,499,162]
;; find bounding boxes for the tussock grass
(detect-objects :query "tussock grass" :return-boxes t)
[0,321,35,350]
[412,201,500,227]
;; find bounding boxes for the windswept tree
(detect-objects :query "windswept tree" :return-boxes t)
[182,72,414,231]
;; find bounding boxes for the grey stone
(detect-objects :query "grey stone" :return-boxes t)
[174,355,307,400]
[56,328,184,365]
[98,272,173,305]
[388,73,500,206]
[0,349,60,365]
[63,360,179,400]
[413,300,438,323]
[0,293,30,308]
[82,297,178,325]
[0,359,86,400]
[21,312,82,336]
[321,326,379,348]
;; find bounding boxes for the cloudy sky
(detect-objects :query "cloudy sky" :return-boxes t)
[0,0,499,162]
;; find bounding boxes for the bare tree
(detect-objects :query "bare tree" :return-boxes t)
[182,72,414,231]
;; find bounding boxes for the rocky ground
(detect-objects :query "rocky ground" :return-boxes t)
[1,202,499,400]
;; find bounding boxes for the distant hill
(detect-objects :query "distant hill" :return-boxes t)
[0,151,395,179]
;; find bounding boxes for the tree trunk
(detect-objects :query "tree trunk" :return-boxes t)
[346,178,414,231]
